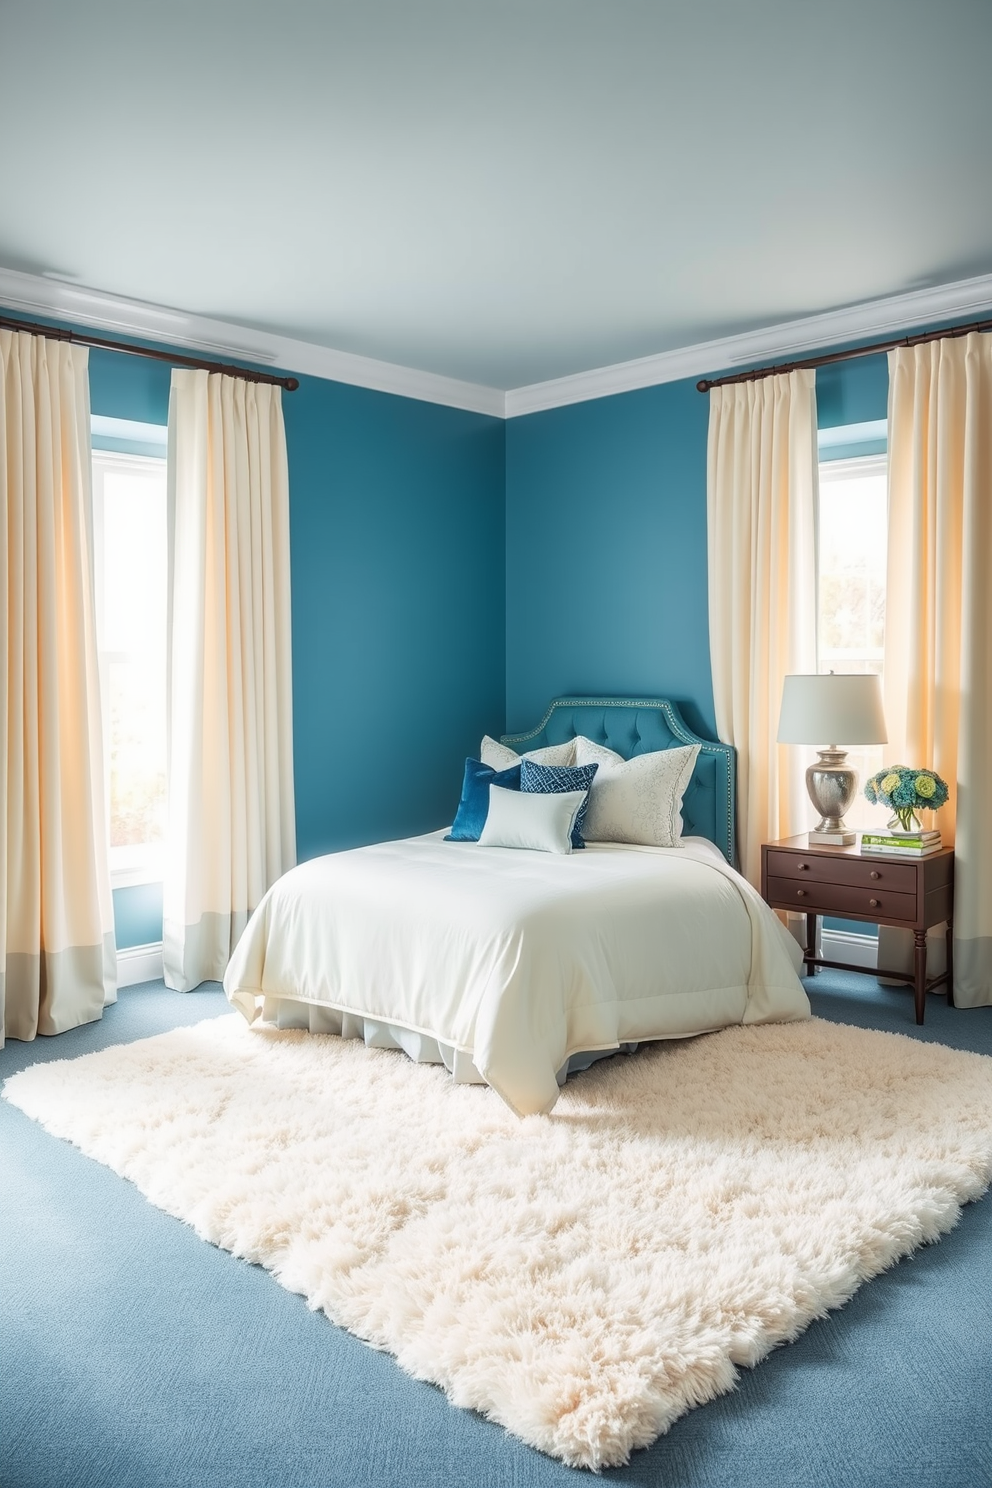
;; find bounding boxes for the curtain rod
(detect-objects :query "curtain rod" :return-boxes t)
[0,313,300,391]
[695,314,992,393]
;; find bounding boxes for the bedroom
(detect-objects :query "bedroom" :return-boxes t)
[2,2,992,1485]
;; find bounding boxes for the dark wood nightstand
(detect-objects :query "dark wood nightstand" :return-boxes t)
[760,835,954,1025]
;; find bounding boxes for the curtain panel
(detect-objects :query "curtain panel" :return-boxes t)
[881,334,992,1007]
[163,370,295,992]
[707,369,818,887]
[1,331,115,1045]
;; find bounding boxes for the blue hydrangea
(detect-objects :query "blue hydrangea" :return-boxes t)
[864,765,950,814]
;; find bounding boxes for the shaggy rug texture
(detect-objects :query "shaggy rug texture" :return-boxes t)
[6,1014,992,1470]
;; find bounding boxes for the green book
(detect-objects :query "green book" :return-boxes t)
[861,832,940,848]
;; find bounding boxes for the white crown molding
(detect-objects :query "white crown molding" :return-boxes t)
[504,272,992,418]
[5,264,992,422]
[0,267,506,419]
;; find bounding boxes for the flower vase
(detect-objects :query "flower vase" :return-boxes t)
[887,808,923,835]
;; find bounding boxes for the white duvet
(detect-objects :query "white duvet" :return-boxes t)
[225,832,809,1116]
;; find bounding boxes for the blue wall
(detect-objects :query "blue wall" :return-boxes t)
[89,346,174,425]
[505,380,715,740]
[503,350,893,744]
[83,332,506,944]
[284,379,505,860]
[816,351,888,428]
[110,883,164,950]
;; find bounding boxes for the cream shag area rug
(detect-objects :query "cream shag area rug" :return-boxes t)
[6,1015,992,1470]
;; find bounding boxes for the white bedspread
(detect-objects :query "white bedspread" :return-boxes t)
[224,832,809,1116]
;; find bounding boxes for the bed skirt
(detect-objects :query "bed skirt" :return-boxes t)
[265,996,639,1087]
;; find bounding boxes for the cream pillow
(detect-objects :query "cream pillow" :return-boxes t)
[573,737,699,847]
[479,735,577,771]
[477,784,586,854]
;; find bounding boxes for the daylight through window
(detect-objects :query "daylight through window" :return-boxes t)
[817,451,887,830]
[92,449,168,884]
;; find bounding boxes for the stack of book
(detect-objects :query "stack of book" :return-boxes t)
[860,829,942,858]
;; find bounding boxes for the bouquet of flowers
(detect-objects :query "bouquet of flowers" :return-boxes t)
[864,765,949,833]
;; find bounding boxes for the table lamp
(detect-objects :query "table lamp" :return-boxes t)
[777,673,888,844]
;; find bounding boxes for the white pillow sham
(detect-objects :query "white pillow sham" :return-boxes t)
[480,735,577,770]
[572,736,700,848]
[477,784,587,854]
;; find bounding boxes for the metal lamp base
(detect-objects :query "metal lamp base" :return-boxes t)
[805,748,858,846]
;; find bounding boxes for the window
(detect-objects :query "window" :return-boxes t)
[816,440,887,831]
[92,440,168,885]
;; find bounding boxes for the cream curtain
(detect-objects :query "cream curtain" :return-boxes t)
[881,334,992,1007]
[707,369,818,887]
[163,371,296,992]
[1,331,115,1045]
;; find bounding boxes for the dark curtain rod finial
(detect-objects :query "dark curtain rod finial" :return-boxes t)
[0,312,300,391]
[696,314,992,392]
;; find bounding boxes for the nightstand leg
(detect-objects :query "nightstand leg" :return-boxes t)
[913,930,927,1025]
[805,913,817,974]
[946,919,954,1007]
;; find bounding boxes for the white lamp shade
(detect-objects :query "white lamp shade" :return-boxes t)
[777,673,888,745]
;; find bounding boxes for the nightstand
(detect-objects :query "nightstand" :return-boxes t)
[760,835,954,1025]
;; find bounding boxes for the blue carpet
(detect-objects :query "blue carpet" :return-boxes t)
[2,974,991,1488]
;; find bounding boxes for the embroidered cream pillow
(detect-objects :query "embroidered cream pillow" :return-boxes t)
[573,737,699,847]
[480,735,577,771]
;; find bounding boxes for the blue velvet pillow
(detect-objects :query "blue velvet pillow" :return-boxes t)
[446,758,522,842]
[520,759,598,848]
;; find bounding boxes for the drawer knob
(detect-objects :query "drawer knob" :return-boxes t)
[798,863,809,871]
[796,888,807,898]
[869,898,879,908]
[870,870,880,880]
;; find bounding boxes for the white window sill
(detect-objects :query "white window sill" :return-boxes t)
[110,846,164,890]
[111,868,164,890]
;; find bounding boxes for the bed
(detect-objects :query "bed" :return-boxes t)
[224,697,809,1115]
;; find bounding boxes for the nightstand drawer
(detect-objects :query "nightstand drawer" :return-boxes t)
[765,875,918,923]
[764,850,918,894]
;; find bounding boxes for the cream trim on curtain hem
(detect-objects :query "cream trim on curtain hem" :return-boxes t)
[1,331,116,1045]
[707,369,818,888]
[879,333,992,1007]
[163,370,295,993]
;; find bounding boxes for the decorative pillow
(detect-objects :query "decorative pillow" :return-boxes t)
[477,784,587,855]
[446,758,521,842]
[573,737,700,847]
[479,735,578,771]
[519,759,599,848]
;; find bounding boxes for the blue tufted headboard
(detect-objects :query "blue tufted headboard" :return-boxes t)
[502,697,737,866]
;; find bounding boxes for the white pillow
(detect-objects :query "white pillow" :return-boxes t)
[477,784,587,854]
[480,735,577,770]
[573,737,700,847]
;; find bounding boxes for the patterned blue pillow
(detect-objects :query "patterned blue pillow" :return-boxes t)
[446,758,522,841]
[519,759,598,848]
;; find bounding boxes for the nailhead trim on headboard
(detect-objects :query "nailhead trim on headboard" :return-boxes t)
[502,697,737,866]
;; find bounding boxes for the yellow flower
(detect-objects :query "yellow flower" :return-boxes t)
[880,772,901,795]
[915,773,937,799]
